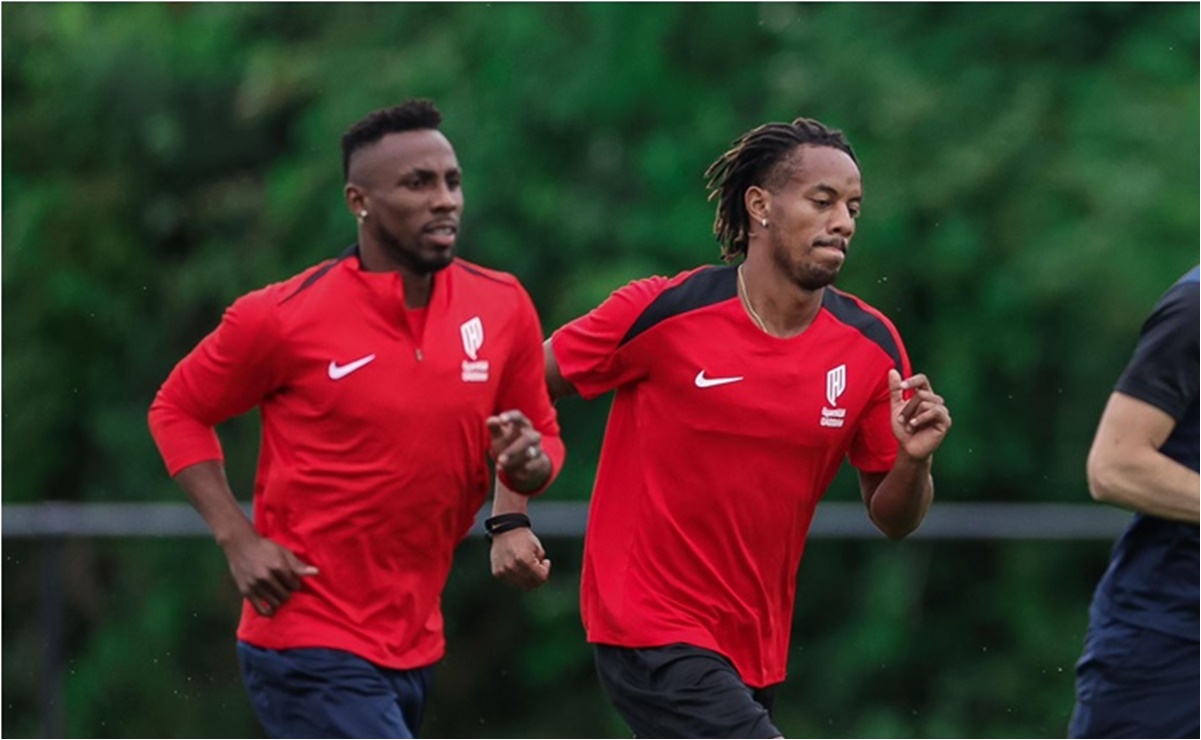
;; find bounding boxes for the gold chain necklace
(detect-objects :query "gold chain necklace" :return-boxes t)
[737,264,770,333]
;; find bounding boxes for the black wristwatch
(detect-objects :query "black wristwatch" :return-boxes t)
[484,513,532,541]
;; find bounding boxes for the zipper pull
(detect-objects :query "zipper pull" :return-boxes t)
[415,348,424,362]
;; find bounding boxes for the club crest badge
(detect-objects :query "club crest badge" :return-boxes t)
[821,364,847,428]
[460,317,489,382]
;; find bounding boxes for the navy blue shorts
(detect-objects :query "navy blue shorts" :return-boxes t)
[236,641,433,738]
[1069,615,1200,739]
[594,643,781,738]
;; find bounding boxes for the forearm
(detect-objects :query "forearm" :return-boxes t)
[490,334,574,515]
[174,461,258,547]
[868,453,934,539]
[1088,449,1200,524]
[492,476,533,517]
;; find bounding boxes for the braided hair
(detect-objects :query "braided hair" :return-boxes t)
[705,118,857,262]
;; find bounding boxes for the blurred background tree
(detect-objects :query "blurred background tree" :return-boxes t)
[3,3,1197,737]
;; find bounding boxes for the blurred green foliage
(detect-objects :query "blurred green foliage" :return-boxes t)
[3,2,1197,737]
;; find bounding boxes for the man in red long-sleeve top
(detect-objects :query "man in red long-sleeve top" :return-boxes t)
[148,99,564,738]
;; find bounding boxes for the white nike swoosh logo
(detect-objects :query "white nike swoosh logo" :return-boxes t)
[694,370,744,388]
[328,354,377,380]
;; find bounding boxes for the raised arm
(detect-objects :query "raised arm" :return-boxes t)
[490,340,578,590]
[859,370,951,540]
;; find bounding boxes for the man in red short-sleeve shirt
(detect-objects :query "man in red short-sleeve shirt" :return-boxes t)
[491,117,951,738]
[149,100,563,738]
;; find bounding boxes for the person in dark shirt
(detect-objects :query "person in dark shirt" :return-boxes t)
[1069,266,1199,739]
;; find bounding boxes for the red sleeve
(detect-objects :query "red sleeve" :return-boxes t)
[494,284,564,495]
[849,320,912,473]
[147,290,282,476]
[549,276,666,400]
[848,377,899,473]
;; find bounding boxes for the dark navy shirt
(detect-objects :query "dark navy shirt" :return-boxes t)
[1090,266,1199,641]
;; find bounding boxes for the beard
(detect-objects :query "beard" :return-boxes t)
[377,225,455,275]
[770,242,841,292]
[793,263,840,291]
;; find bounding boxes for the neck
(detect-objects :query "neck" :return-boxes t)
[737,259,824,338]
[357,237,435,308]
[400,272,434,309]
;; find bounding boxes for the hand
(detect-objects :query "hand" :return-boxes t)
[888,370,952,461]
[487,409,551,493]
[222,532,318,617]
[490,527,551,591]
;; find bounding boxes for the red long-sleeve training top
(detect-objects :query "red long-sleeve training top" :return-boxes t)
[149,247,563,669]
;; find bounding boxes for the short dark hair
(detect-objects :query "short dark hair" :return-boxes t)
[341,99,444,181]
[704,118,857,262]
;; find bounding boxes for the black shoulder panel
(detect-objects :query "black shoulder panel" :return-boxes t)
[821,288,904,369]
[279,243,358,304]
[454,260,511,285]
[619,264,738,347]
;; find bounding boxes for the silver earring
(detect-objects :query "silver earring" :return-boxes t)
[356,210,368,224]
[760,218,768,228]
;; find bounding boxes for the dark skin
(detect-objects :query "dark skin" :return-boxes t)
[343,128,551,485]
[178,420,550,617]
[343,128,463,307]
[174,128,551,617]
[740,144,947,537]
[489,144,951,591]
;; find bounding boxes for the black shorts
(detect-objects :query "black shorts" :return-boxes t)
[1069,615,1200,738]
[594,643,781,739]
[236,641,432,738]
